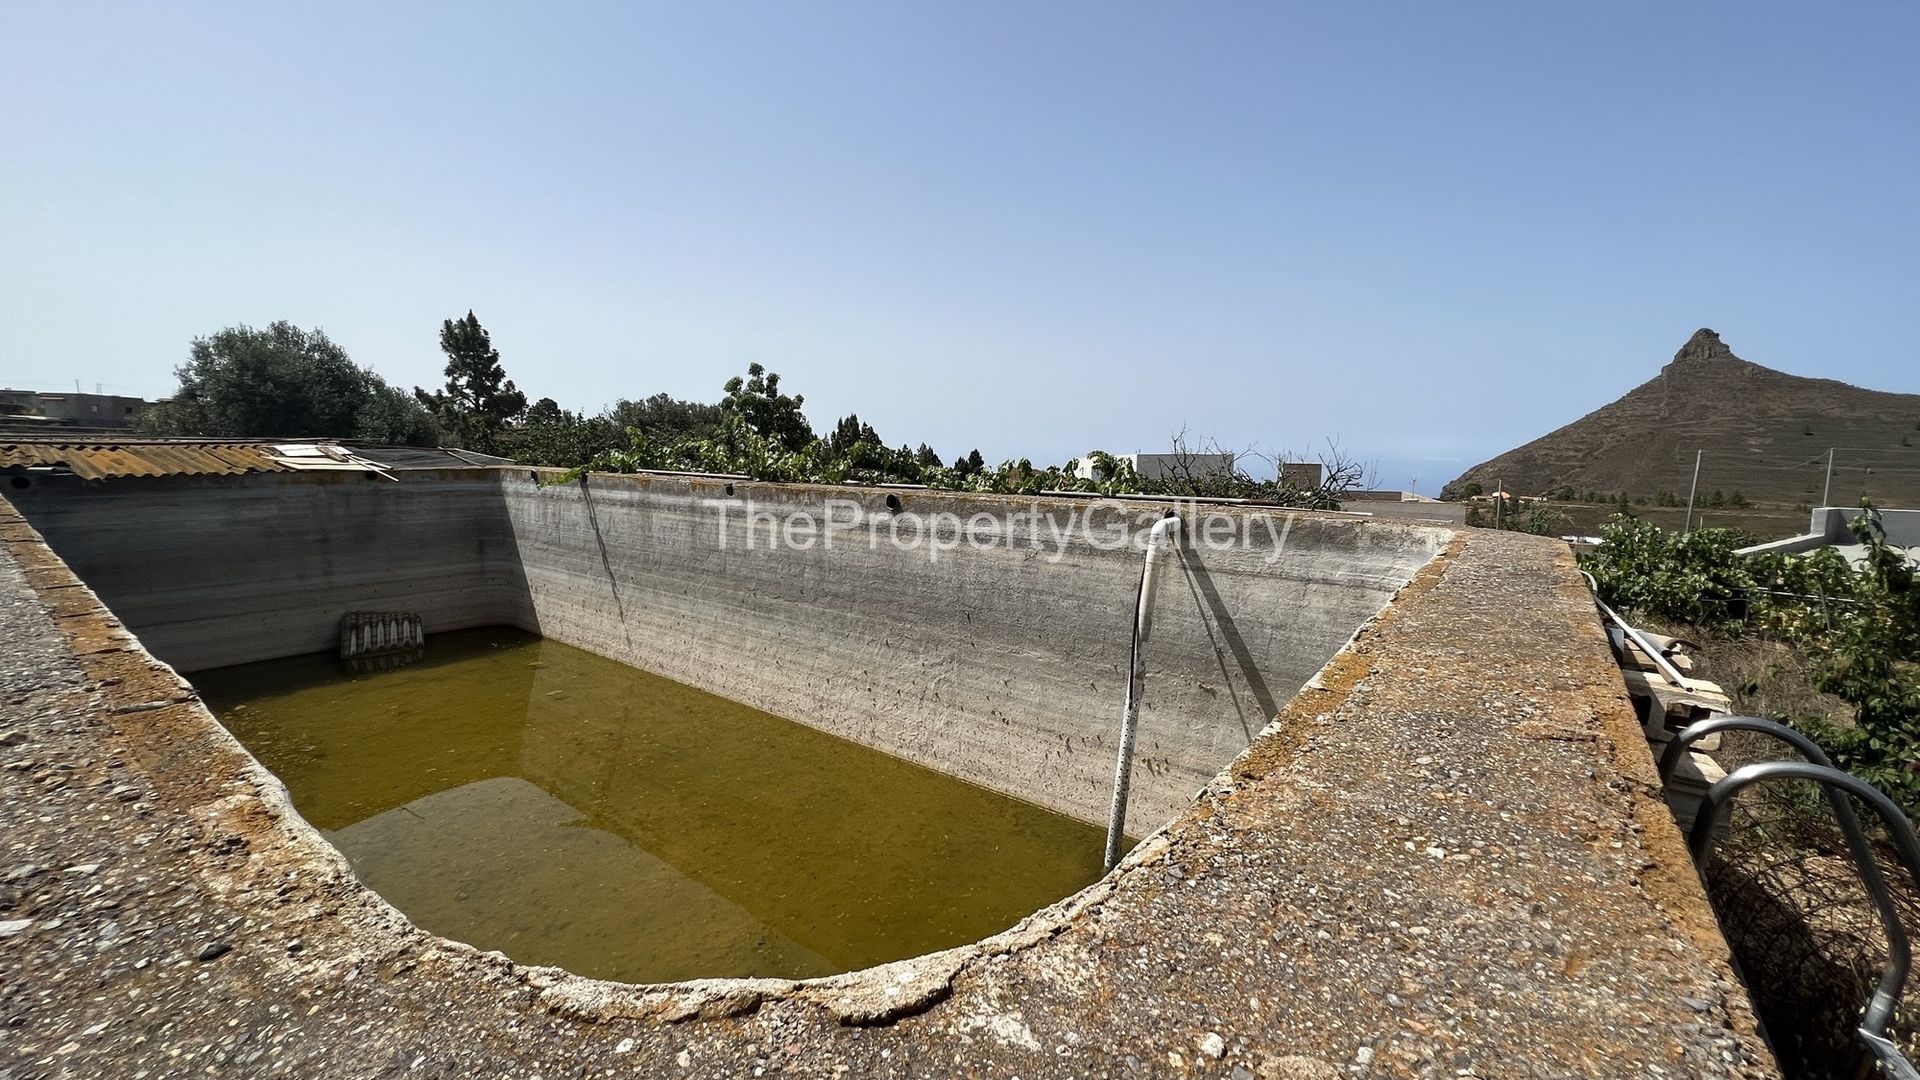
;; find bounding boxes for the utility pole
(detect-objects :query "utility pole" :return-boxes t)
[1683,450,1703,533]
[1822,447,1835,507]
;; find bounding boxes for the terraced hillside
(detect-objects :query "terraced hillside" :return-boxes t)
[1445,329,1920,506]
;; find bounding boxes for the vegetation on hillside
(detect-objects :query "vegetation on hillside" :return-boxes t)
[548,368,1362,507]
[141,316,1365,507]
[1579,508,1920,807]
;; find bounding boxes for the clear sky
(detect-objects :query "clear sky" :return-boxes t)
[4,2,1916,491]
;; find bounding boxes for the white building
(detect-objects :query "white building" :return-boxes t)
[1069,451,1236,482]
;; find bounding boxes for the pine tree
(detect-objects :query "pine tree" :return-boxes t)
[828,413,880,454]
[415,311,526,452]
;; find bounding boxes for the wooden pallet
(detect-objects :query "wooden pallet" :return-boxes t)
[1623,667,1731,749]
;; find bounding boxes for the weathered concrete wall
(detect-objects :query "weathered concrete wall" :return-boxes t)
[1739,504,1920,559]
[5,470,531,672]
[9,468,1445,836]
[500,472,1446,833]
[0,500,1780,1077]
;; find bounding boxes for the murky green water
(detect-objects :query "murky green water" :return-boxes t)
[191,628,1107,983]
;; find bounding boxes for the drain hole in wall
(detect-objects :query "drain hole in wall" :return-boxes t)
[8,475,28,490]
[885,493,902,512]
[725,483,736,496]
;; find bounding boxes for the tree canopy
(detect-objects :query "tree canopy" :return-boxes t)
[719,363,811,452]
[415,311,527,453]
[607,393,724,445]
[139,321,440,444]
[139,319,1364,510]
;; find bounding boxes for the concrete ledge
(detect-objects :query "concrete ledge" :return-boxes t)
[0,498,1776,1077]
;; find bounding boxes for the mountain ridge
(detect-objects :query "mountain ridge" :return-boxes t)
[1442,330,1920,505]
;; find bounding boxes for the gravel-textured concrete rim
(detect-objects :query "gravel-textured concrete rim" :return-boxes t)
[0,492,1777,1078]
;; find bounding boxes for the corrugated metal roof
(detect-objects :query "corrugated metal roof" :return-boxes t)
[0,440,412,480]
[0,441,297,480]
[348,445,516,470]
[1,439,518,480]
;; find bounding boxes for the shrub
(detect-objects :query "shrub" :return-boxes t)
[1581,505,1920,808]
[1581,517,1758,627]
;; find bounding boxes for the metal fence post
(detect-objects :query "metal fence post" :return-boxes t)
[1683,450,1702,532]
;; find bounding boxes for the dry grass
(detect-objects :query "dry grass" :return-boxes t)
[1650,626,1920,1077]
[1679,630,1857,733]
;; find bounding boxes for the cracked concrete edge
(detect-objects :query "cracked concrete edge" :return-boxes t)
[0,491,1450,1036]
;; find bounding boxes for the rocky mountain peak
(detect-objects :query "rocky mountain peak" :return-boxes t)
[1672,328,1737,364]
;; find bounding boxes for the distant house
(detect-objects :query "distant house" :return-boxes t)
[0,388,151,431]
[1278,461,1324,491]
[1068,452,1327,491]
[1069,451,1236,483]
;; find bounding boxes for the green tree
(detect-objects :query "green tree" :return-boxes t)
[719,363,812,452]
[415,311,527,452]
[140,321,440,444]
[915,444,943,469]
[355,382,446,446]
[827,413,880,455]
[607,394,723,444]
[513,400,619,468]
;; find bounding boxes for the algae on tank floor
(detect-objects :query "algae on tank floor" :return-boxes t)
[193,627,1109,983]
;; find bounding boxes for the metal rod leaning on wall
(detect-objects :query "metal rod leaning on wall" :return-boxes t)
[1104,511,1181,872]
[1577,570,1687,688]
[1664,717,1910,1042]
[1691,761,1920,1078]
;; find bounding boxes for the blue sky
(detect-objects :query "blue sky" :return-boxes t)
[4,2,1916,491]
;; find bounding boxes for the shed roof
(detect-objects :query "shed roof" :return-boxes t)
[0,440,399,480]
[1,441,295,480]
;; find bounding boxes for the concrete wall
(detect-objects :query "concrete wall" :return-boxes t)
[499,473,1446,834]
[1341,498,1468,526]
[8,469,1447,837]
[5,470,531,671]
[1739,505,1920,559]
